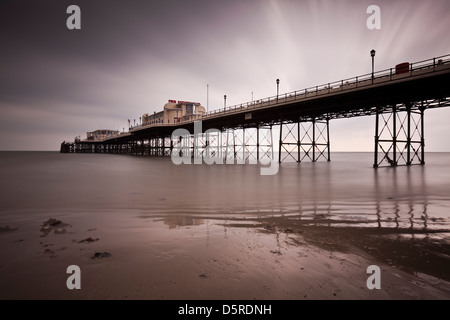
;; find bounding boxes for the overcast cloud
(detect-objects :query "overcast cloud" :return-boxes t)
[1,0,449,151]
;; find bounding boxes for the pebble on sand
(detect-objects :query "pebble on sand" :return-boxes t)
[40,218,68,236]
[91,252,111,259]
[78,237,100,243]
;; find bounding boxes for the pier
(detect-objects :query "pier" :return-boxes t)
[62,54,450,168]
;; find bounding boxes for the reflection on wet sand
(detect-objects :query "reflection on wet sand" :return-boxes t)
[145,165,449,285]
[158,216,205,229]
[151,194,449,285]
[252,209,450,283]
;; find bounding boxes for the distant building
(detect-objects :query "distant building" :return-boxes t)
[142,100,206,126]
[86,129,120,141]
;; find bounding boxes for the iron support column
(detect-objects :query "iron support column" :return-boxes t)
[312,118,316,162]
[278,121,283,163]
[233,129,236,158]
[256,125,260,160]
[407,104,411,165]
[421,102,425,165]
[374,107,379,168]
[297,121,301,163]
[327,118,330,161]
[393,105,397,166]
[243,126,245,161]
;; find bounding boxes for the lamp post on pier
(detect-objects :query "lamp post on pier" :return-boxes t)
[371,49,376,84]
[276,78,280,101]
[224,95,227,110]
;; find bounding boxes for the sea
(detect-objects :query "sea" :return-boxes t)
[1,151,450,225]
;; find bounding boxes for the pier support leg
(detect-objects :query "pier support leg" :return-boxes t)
[224,128,229,162]
[312,118,316,162]
[242,126,245,162]
[374,107,379,168]
[297,121,300,163]
[278,118,330,163]
[256,125,260,161]
[420,102,425,165]
[162,136,165,157]
[233,129,236,159]
[374,102,425,167]
[271,124,274,160]
[327,117,331,162]
[278,121,283,164]
[393,105,397,166]
[407,104,411,165]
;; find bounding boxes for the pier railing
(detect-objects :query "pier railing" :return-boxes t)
[202,53,450,119]
[120,53,450,137]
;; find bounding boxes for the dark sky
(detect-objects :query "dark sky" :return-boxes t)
[1,0,449,150]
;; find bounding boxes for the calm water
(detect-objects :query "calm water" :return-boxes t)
[1,151,450,229]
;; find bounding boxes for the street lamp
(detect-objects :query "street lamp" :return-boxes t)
[224,95,227,110]
[276,79,280,101]
[370,49,376,83]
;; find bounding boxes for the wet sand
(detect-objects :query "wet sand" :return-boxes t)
[0,209,449,300]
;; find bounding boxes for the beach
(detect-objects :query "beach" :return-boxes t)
[0,152,449,299]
